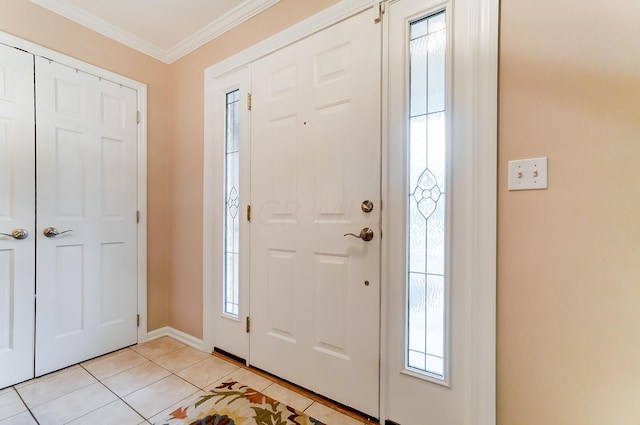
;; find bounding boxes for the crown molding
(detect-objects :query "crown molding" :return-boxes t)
[30,0,282,64]
[165,0,281,63]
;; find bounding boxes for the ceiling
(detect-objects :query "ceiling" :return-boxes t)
[30,0,282,63]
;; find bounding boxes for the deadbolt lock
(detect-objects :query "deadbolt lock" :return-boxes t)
[361,200,374,213]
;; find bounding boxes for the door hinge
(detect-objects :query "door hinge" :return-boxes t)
[247,204,251,222]
[137,314,140,327]
[374,1,386,23]
[136,210,140,223]
[246,316,251,333]
[247,93,252,111]
[136,111,140,124]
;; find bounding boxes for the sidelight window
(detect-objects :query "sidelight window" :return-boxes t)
[407,10,447,379]
[223,89,240,317]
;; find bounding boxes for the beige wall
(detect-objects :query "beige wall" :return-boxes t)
[167,0,340,337]
[498,0,640,423]
[0,0,172,331]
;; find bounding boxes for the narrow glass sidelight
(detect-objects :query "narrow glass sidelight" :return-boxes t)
[224,89,241,317]
[407,10,447,379]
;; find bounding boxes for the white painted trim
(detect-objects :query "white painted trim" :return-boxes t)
[379,4,391,420]
[0,32,145,91]
[29,0,282,64]
[146,327,206,352]
[468,0,499,422]
[136,85,149,345]
[0,30,149,345]
[202,75,216,355]
[203,0,377,363]
[30,0,166,61]
[165,0,282,63]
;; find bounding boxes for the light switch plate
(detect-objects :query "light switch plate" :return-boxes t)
[508,157,548,190]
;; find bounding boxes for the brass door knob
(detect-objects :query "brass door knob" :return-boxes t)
[0,228,29,240]
[43,227,74,238]
[344,227,374,242]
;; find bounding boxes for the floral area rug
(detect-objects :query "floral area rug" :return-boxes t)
[153,380,326,425]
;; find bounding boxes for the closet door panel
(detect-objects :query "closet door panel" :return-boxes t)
[34,57,138,375]
[0,44,35,389]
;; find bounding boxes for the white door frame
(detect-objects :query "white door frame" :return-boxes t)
[0,31,149,343]
[203,0,496,422]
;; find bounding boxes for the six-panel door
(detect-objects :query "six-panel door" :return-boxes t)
[34,57,139,376]
[249,9,381,416]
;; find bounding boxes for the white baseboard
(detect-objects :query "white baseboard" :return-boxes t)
[145,327,206,352]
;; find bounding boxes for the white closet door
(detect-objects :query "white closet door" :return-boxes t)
[34,57,138,375]
[0,44,36,388]
[250,9,381,416]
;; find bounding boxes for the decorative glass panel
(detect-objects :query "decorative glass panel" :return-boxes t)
[224,89,240,317]
[407,11,447,379]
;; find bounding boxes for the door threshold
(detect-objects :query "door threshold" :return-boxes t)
[211,350,379,424]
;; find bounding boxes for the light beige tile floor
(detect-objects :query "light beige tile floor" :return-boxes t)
[0,337,372,425]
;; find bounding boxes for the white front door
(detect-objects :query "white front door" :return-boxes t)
[250,10,381,416]
[0,44,36,389]
[34,57,139,375]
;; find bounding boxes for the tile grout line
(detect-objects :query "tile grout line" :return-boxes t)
[82,349,210,422]
[79,362,151,424]
[11,386,40,425]
[13,369,98,424]
[80,342,194,422]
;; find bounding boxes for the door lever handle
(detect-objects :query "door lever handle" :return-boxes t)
[344,227,374,242]
[0,229,29,240]
[43,227,74,238]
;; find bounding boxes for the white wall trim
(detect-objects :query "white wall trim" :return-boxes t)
[0,30,150,345]
[469,0,499,422]
[29,0,167,61]
[165,0,282,64]
[146,327,206,352]
[203,0,377,356]
[0,32,147,91]
[29,0,283,64]
[136,83,149,345]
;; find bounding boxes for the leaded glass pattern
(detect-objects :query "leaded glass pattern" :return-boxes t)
[407,11,446,378]
[224,89,240,317]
